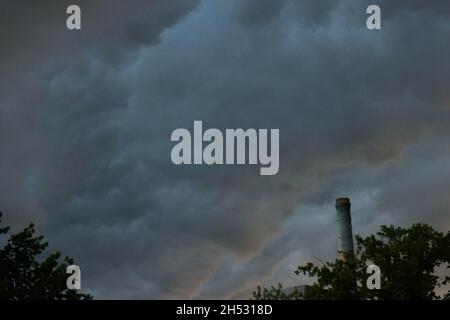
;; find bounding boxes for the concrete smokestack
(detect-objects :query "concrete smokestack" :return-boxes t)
[335,197,354,261]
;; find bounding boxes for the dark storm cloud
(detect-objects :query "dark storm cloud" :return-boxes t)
[1,0,450,298]
[234,0,339,27]
[0,0,202,298]
[0,0,200,224]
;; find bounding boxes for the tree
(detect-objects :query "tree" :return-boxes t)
[0,212,92,300]
[252,224,450,300]
[252,284,302,300]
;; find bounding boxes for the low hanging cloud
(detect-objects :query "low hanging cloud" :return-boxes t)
[1,0,450,298]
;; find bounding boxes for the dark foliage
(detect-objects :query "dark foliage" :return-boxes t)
[253,224,450,300]
[0,212,92,300]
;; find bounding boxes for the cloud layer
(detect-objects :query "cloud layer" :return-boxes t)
[1,0,450,298]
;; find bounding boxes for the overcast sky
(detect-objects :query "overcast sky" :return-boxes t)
[1,0,450,299]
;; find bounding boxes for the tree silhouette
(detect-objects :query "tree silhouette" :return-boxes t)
[0,212,92,300]
[253,224,450,300]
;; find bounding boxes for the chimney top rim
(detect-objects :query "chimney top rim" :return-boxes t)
[335,197,350,205]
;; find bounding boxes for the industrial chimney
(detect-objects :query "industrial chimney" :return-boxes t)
[335,197,354,261]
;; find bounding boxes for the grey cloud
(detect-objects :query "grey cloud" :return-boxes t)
[1,0,450,299]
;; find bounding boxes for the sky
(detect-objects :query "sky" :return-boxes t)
[1,0,450,299]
